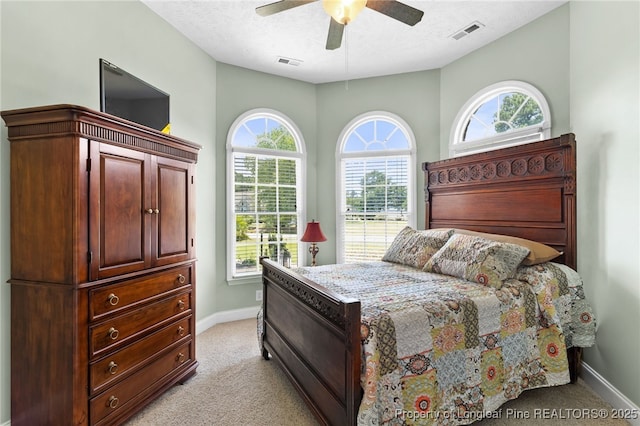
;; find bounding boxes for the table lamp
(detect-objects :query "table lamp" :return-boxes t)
[300,220,327,266]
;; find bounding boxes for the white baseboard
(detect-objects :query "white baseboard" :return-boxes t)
[195,305,260,335]
[581,361,640,426]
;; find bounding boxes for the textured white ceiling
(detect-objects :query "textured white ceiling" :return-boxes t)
[142,0,565,84]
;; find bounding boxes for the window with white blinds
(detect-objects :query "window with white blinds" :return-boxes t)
[227,110,305,281]
[337,112,416,263]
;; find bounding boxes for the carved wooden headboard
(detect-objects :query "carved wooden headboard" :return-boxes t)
[423,133,576,269]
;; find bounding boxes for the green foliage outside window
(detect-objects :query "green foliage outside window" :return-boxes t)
[494,93,543,133]
[345,170,407,216]
[236,216,250,241]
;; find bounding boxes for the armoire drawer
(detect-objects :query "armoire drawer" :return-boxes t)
[91,341,194,426]
[90,315,192,394]
[90,291,191,357]
[90,265,192,320]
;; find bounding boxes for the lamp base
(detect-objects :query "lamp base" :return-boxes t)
[308,243,319,266]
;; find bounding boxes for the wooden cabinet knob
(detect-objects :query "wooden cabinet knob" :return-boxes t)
[145,208,154,214]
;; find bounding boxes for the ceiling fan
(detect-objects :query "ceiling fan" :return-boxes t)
[256,0,424,50]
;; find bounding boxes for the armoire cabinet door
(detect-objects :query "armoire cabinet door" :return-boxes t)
[89,142,195,280]
[153,156,195,267]
[90,143,152,279]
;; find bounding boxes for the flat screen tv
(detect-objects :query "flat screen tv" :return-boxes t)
[99,59,170,133]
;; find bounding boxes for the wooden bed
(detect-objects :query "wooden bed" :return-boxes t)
[260,133,578,425]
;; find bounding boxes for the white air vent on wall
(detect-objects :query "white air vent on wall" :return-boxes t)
[276,56,303,66]
[451,21,484,40]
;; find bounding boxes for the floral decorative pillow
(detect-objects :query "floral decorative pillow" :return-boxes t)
[423,233,530,289]
[382,227,453,269]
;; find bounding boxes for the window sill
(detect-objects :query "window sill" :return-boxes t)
[227,275,261,286]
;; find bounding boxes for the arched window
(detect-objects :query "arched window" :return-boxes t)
[336,112,416,263]
[451,81,551,157]
[227,109,305,280]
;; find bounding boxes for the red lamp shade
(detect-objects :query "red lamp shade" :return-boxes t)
[301,220,327,243]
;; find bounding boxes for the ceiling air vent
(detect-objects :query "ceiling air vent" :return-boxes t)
[276,56,302,67]
[451,21,484,40]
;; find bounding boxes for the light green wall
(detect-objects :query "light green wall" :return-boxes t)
[569,1,640,406]
[440,4,571,155]
[214,63,317,307]
[316,70,441,264]
[0,1,217,422]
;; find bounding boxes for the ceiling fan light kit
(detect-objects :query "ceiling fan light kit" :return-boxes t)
[322,0,367,25]
[256,0,424,50]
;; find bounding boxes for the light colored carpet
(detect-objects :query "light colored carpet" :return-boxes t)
[126,318,627,426]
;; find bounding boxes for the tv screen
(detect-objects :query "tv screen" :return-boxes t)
[99,59,170,133]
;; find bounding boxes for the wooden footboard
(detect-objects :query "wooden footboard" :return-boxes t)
[260,258,362,426]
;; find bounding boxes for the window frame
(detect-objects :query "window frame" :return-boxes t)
[226,108,306,283]
[450,80,551,157]
[335,111,417,264]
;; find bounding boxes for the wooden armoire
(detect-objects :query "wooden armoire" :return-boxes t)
[2,104,201,425]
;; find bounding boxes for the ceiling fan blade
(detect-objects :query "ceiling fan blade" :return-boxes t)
[256,0,317,17]
[365,0,424,26]
[326,18,345,50]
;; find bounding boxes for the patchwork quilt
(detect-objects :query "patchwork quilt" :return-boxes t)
[293,261,596,425]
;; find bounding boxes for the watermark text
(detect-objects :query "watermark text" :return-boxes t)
[396,407,639,421]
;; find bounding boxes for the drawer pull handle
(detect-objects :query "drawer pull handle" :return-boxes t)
[145,208,154,214]
[108,361,118,375]
[154,208,160,214]
[108,327,119,340]
[177,274,186,284]
[107,395,119,409]
[177,326,185,336]
[176,352,186,363]
[178,300,186,310]
[107,293,119,306]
